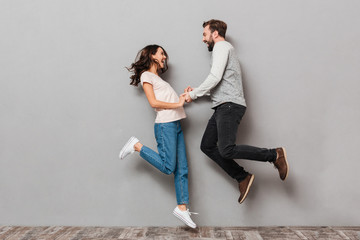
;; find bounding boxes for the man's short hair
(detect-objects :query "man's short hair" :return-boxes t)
[203,19,227,38]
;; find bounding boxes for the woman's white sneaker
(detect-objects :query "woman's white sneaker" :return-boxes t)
[119,136,139,159]
[173,206,197,229]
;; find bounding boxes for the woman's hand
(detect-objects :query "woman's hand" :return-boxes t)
[178,94,186,107]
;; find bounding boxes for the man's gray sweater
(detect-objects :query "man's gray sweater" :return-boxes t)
[189,40,246,108]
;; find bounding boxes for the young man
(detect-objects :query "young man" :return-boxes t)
[183,19,289,204]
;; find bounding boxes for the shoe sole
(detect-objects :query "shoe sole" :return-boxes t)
[281,147,289,181]
[119,136,136,159]
[239,174,254,204]
[173,210,196,229]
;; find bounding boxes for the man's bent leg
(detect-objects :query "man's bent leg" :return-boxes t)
[216,103,277,163]
[200,113,249,182]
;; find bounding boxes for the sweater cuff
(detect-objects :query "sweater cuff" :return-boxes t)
[189,91,197,100]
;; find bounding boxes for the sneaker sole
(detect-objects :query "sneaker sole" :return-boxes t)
[239,174,254,204]
[119,136,136,159]
[281,147,289,180]
[173,210,196,229]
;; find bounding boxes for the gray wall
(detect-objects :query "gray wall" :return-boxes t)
[1,0,359,226]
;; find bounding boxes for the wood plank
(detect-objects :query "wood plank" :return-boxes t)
[0,226,358,239]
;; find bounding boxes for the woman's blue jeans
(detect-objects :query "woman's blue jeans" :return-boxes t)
[139,120,189,205]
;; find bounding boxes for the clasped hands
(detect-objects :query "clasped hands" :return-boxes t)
[180,86,193,103]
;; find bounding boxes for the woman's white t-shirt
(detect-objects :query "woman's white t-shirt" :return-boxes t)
[140,71,186,123]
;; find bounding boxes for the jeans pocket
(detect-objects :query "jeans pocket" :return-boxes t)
[217,103,245,124]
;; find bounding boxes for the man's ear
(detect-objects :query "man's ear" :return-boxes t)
[212,30,219,39]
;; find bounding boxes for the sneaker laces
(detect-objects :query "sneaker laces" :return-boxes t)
[186,209,199,216]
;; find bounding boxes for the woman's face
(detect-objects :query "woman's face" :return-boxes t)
[152,47,167,69]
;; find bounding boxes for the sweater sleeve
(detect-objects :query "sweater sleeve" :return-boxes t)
[189,42,230,100]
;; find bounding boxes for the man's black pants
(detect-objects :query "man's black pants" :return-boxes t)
[200,102,277,182]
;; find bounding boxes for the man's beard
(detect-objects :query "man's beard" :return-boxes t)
[207,38,215,52]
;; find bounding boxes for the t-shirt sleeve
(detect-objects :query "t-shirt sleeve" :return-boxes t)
[140,72,153,86]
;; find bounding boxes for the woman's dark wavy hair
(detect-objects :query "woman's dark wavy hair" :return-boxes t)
[127,44,168,87]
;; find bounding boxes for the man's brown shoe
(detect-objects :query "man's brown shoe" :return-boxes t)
[238,174,254,204]
[274,147,289,181]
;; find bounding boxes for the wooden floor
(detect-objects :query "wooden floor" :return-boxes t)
[0,226,359,239]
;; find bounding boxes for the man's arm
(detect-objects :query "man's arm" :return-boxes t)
[189,43,229,100]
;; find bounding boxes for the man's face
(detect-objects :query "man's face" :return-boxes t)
[203,25,215,52]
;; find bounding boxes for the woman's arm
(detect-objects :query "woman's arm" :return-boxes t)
[143,83,185,109]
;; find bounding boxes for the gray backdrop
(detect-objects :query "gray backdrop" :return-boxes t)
[1,0,359,226]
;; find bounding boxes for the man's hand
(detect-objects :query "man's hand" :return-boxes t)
[183,86,193,103]
[184,86,193,93]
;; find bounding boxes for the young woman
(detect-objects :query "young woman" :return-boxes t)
[119,45,197,228]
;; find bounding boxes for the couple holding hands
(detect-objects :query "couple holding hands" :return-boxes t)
[119,19,289,228]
